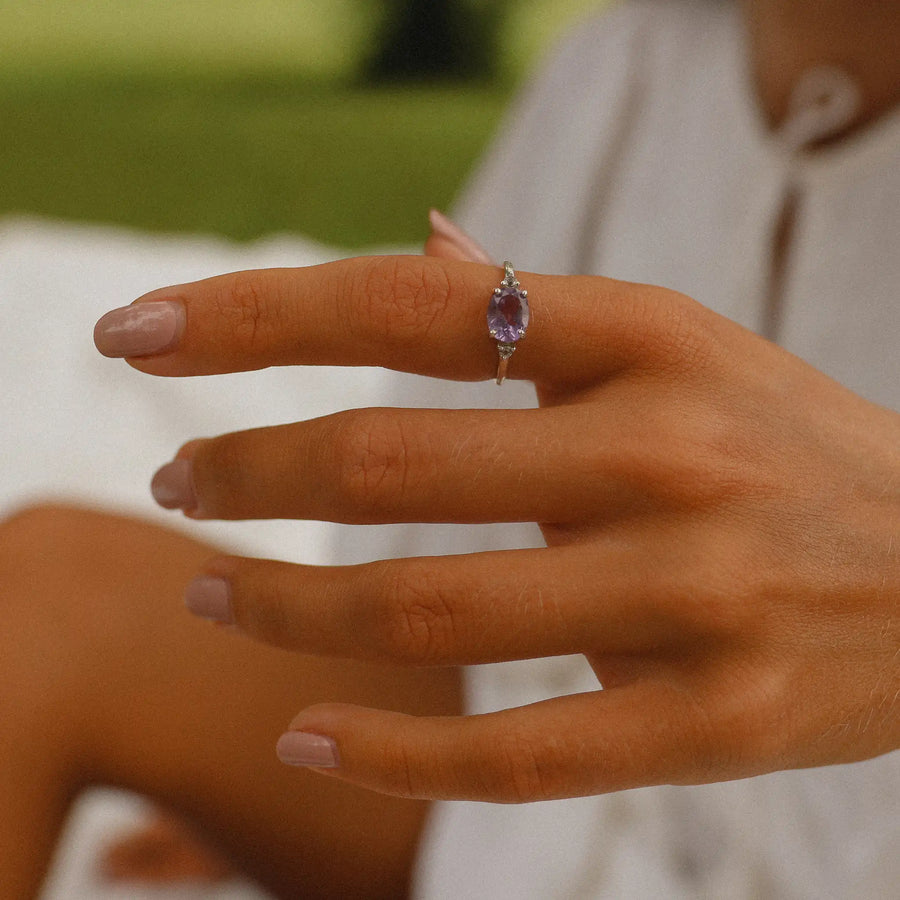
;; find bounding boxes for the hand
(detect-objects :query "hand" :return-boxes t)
[93,242,900,802]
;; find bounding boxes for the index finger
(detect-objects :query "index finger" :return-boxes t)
[93,255,681,387]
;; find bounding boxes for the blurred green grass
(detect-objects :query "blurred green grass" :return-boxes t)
[0,1,605,246]
[2,75,507,246]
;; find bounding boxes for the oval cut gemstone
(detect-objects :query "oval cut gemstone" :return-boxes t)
[487,286,530,342]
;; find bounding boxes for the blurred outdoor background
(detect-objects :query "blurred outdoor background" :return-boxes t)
[1,0,608,247]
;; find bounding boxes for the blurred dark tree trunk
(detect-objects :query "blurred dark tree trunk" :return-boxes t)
[365,1,502,83]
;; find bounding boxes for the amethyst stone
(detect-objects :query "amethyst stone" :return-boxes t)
[487,286,530,343]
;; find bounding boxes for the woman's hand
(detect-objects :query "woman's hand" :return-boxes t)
[93,247,900,802]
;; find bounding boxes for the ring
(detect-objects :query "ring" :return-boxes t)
[487,261,530,385]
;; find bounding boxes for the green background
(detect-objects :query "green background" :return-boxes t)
[1,1,606,246]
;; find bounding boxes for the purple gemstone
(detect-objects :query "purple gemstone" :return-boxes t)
[487,286,530,343]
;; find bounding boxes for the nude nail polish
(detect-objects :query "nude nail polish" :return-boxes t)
[276,732,340,768]
[150,459,197,511]
[428,209,494,264]
[184,575,233,624]
[94,300,185,358]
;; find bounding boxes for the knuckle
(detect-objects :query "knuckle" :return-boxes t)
[377,729,429,799]
[489,726,560,803]
[614,400,762,511]
[385,743,419,799]
[376,723,451,801]
[326,410,419,520]
[241,581,297,649]
[611,423,709,508]
[677,696,737,781]
[679,408,774,507]
[371,563,460,664]
[657,301,718,374]
[197,432,249,514]
[697,663,792,774]
[658,547,762,642]
[349,256,452,344]
[216,271,281,352]
[622,287,719,376]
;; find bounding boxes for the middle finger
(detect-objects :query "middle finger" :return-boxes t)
[155,406,625,524]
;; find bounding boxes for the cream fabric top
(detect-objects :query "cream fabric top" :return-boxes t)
[412,1,900,897]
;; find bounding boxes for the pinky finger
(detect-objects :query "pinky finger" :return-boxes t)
[272,682,736,803]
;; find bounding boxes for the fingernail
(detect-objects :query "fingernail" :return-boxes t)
[428,209,494,264]
[94,300,185,358]
[151,459,197,511]
[184,575,233,624]
[276,732,340,768]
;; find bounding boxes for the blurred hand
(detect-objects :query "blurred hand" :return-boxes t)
[99,812,235,885]
[93,220,900,803]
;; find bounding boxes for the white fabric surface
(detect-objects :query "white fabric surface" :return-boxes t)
[0,220,356,900]
[2,0,898,896]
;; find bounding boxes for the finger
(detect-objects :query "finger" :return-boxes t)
[425,208,494,264]
[272,682,747,801]
[183,544,681,665]
[423,233,476,263]
[94,254,699,388]
[155,405,634,524]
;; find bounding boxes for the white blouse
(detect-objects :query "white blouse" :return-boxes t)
[412,2,900,897]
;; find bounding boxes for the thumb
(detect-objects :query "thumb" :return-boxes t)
[425,209,494,263]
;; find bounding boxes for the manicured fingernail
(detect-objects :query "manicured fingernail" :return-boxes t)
[184,575,233,624]
[150,459,197,511]
[276,732,340,768]
[428,209,494,264]
[94,300,185,358]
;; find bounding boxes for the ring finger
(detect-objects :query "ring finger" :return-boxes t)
[187,542,677,665]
